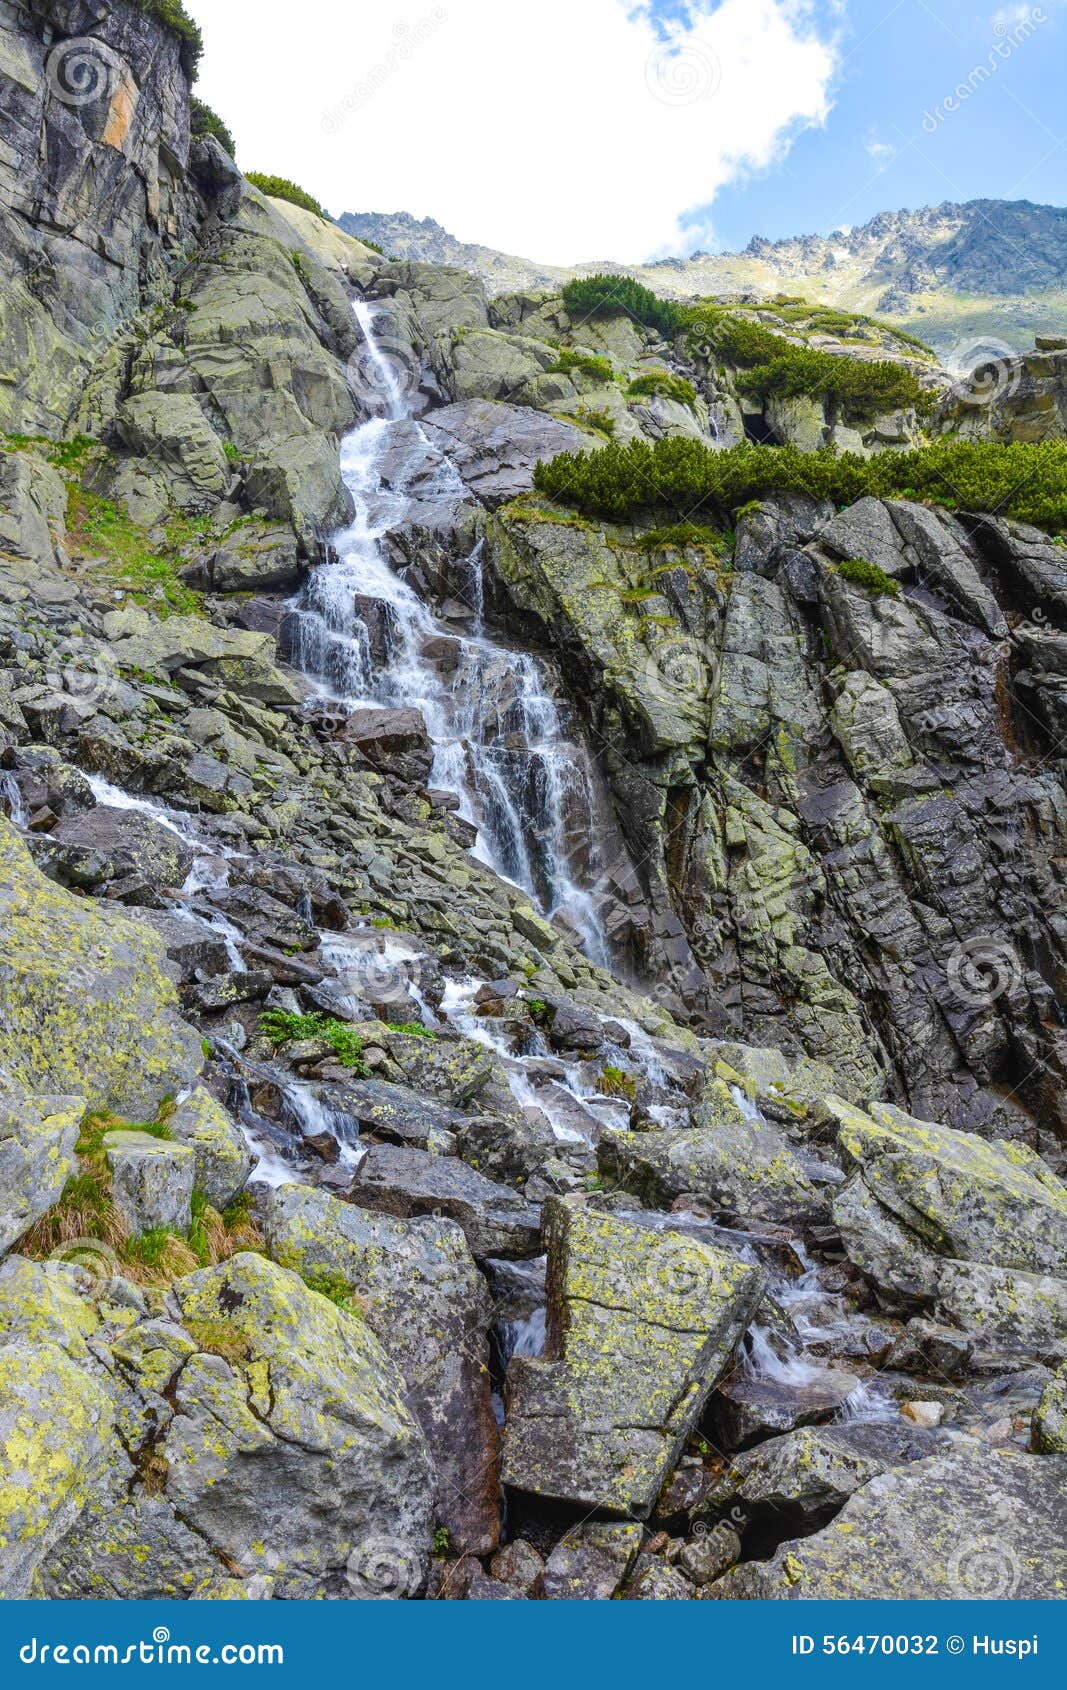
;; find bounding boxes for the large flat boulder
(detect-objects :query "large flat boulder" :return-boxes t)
[420,400,587,505]
[264,1184,500,1554]
[0,818,203,1118]
[348,1144,540,1260]
[599,1084,826,1231]
[39,805,195,893]
[502,1198,763,1517]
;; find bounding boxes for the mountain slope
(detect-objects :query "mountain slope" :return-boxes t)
[340,199,1067,359]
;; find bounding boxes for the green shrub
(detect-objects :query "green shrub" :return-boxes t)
[598,1065,637,1101]
[562,276,686,338]
[739,350,927,417]
[836,557,900,597]
[246,173,327,219]
[189,97,235,161]
[387,1022,437,1040]
[259,1009,367,1072]
[627,371,697,408]
[533,436,1067,534]
[549,348,615,382]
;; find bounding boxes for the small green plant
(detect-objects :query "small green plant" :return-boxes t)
[526,998,547,1016]
[387,1022,437,1040]
[836,557,901,597]
[549,348,614,382]
[246,173,327,218]
[302,1270,365,1315]
[259,1009,367,1072]
[598,1065,637,1101]
[433,1527,451,1559]
[571,405,616,439]
[627,371,697,408]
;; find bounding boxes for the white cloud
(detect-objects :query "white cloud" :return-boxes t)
[187,0,839,264]
[865,132,897,165]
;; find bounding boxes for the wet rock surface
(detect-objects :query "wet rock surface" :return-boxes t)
[1,0,1066,1604]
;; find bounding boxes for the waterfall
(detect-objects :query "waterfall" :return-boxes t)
[0,771,27,829]
[287,301,609,963]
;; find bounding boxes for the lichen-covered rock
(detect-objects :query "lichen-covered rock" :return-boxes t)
[263,1183,499,1554]
[0,1338,116,1599]
[935,1260,1067,1355]
[104,1132,196,1237]
[117,392,230,509]
[162,1253,436,1597]
[102,607,303,706]
[709,1422,942,1528]
[830,1096,1067,1289]
[0,1092,82,1254]
[712,1446,1067,1599]
[1031,1364,1067,1454]
[502,1198,763,1517]
[541,1521,644,1600]
[0,818,203,1117]
[168,1088,254,1210]
[599,1087,827,1230]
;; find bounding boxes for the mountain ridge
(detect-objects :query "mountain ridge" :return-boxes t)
[339,197,1067,359]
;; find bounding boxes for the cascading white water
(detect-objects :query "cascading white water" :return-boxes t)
[287,301,608,963]
[0,771,27,828]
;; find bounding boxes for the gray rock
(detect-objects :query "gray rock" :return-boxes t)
[40,805,194,893]
[541,1522,644,1600]
[168,1089,254,1210]
[0,818,203,1118]
[163,1253,436,1598]
[421,401,588,505]
[1032,1364,1067,1453]
[263,1183,500,1554]
[104,1132,196,1237]
[0,1093,82,1253]
[713,1445,1067,1598]
[349,1144,541,1260]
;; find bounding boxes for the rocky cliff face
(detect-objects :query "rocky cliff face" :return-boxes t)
[2,0,1067,1605]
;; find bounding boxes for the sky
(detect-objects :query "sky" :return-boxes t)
[185,0,1066,264]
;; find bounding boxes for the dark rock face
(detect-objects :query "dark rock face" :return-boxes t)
[478,492,1067,1155]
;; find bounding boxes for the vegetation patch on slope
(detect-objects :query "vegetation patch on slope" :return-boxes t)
[534,436,1067,533]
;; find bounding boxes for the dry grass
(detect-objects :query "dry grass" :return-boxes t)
[19,1113,264,1288]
